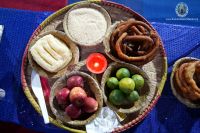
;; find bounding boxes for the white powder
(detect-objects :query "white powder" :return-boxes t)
[67,8,107,46]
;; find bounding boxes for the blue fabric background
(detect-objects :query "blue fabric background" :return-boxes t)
[0,0,200,133]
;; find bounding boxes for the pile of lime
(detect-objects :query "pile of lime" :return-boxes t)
[106,68,145,106]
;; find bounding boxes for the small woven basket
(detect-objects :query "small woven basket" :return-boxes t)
[101,62,151,114]
[63,1,111,47]
[49,71,103,126]
[170,57,200,108]
[103,22,158,66]
[28,30,79,78]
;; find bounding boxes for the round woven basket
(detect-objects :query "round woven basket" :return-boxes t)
[28,30,80,78]
[63,1,111,47]
[103,22,158,66]
[170,57,200,108]
[21,1,167,132]
[101,62,151,114]
[49,71,103,126]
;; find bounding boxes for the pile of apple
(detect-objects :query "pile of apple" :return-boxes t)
[55,75,98,119]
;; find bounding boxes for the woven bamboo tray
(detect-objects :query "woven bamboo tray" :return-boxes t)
[21,0,168,132]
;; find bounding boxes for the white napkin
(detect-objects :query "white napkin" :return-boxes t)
[86,107,121,133]
[0,25,4,43]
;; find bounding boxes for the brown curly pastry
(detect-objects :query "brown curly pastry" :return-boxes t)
[174,61,200,102]
[110,19,159,63]
[184,62,200,94]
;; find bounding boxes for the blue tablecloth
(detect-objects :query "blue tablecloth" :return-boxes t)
[0,0,200,133]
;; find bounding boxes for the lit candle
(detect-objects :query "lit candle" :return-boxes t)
[86,53,108,74]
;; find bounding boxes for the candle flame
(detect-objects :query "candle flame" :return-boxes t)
[94,62,99,67]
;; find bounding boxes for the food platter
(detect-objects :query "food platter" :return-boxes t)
[21,1,167,132]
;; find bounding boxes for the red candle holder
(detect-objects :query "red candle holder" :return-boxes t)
[86,53,108,74]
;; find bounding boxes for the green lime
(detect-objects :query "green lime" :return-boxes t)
[132,74,144,90]
[116,68,130,80]
[107,77,119,90]
[119,78,135,94]
[128,91,139,102]
[109,89,125,106]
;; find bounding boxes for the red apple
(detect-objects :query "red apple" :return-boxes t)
[65,104,81,119]
[56,88,70,105]
[83,97,98,113]
[69,87,87,107]
[67,75,84,89]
